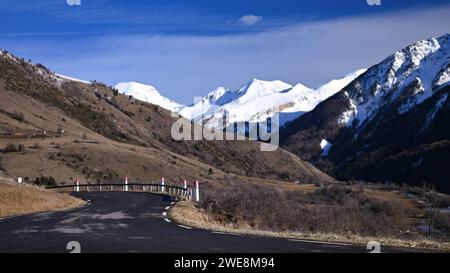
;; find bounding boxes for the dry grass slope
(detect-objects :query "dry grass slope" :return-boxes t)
[0,52,334,185]
[0,181,85,218]
[170,201,450,251]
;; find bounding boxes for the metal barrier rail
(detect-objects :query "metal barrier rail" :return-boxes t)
[46,183,194,201]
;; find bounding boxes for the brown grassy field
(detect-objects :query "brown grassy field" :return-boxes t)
[170,200,450,251]
[169,182,450,251]
[0,181,85,218]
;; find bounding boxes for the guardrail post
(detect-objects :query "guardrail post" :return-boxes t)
[195,181,200,202]
[124,177,129,192]
[161,177,165,193]
[76,179,80,192]
[184,180,187,189]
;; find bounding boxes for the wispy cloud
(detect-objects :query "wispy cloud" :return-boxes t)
[238,15,263,26]
[2,5,450,104]
[66,0,81,6]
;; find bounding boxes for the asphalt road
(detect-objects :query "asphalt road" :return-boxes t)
[0,192,377,253]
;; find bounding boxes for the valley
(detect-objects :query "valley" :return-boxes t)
[1,34,450,252]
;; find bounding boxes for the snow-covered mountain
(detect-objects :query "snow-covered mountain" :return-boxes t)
[278,69,367,125]
[337,34,450,129]
[178,70,366,132]
[112,71,366,133]
[115,82,184,112]
[281,34,450,192]
[179,79,293,125]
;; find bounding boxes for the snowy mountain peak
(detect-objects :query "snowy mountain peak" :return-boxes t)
[290,83,313,93]
[205,86,230,103]
[239,78,292,93]
[116,81,158,93]
[338,33,450,128]
[235,78,293,104]
[115,82,184,112]
[114,67,368,132]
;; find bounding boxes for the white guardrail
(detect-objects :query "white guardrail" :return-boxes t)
[45,177,200,202]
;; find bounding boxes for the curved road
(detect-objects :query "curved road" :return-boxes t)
[0,192,374,253]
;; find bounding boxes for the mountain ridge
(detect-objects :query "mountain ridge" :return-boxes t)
[281,33,450,192]
[0,49,334,185]
[176,71,366,132]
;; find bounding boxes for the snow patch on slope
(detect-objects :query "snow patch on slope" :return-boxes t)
[423,93,448,130]
[320,139,333,156]
[55,73,91,85]
[435,66,450,87]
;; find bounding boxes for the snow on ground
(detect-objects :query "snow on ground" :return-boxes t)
[422,93,448,130]
[320,139,333,156]
[55,73,91,85]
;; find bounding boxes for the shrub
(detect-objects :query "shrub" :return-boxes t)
[123,110,135,118]
[32,143,41,150]
[200,183,407,237]
[435,213,450,235]
[33,176,57,187]
[9,111,24,122]
[2,143,25,153]
[278,172,290,180]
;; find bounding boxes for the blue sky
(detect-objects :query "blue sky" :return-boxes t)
[1,0,449,104]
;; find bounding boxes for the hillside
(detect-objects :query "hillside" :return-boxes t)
[0,50,333,186]
[281,34,450,192]
[0,177,85,218]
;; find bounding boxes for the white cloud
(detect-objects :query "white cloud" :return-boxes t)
[238,15,263,26]
[66,0,81,6]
